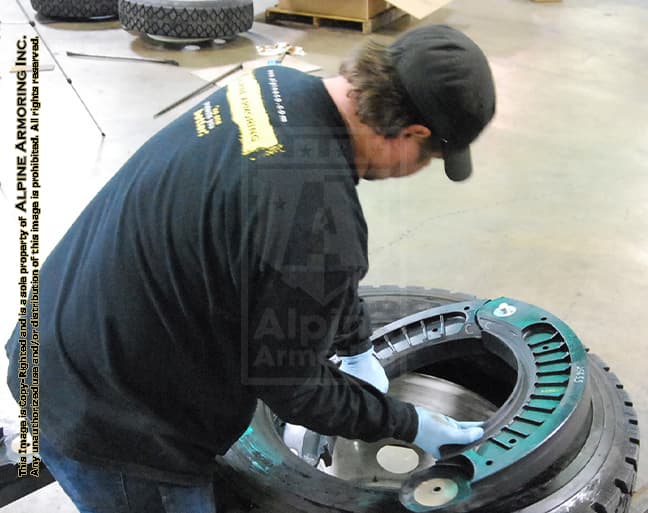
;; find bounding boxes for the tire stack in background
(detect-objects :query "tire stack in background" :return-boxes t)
[28,0,254,42]
[31,0,118,19]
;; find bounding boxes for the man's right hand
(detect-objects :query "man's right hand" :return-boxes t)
[413,406,484,459]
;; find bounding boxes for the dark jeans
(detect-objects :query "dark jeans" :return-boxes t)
[39,434,217,513]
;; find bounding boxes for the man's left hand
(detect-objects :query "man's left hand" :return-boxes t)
[339,347,389,393]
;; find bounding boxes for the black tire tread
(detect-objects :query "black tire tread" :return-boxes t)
[118,0,253,39]
[31,0,118,19]
[586,354,640,513]
[358,284,477,301]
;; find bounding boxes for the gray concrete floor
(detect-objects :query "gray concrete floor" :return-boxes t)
[1,0,647,511]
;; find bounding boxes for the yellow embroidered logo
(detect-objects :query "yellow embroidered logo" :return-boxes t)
[226,73,284,158]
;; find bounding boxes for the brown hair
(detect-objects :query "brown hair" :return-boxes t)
[340,40,442,155]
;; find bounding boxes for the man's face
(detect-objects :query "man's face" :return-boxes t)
[361,131,442,181]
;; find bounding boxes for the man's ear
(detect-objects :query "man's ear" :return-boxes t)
[401,124,432,139]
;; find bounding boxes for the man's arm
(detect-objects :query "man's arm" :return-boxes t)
[330,296,373,357]
[244,267,418,443]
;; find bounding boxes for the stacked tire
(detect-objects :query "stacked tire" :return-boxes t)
[30,0,254,41]
[31,0,118,19]
[119,0,254,40]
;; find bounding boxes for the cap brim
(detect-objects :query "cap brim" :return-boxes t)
[442,145,472,182]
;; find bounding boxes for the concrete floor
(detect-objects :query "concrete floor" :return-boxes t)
[1,0,647,511]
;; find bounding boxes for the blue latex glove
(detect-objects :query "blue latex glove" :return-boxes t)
[413,406,484,459]
[339,348,389,393]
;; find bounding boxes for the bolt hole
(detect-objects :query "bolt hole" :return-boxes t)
[486,460,493,466]
[433,486,442,492]
[463,306,470,311]
[542,345,549,350]
[541,317,547,321]
[509,438,517,444]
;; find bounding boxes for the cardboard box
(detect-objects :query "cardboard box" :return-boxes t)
[277,0,390,20]
[382,0,453,19]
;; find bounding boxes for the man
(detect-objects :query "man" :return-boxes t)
[6,24,495,512]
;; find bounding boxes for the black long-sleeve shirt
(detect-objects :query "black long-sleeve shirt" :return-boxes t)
[5,66,418,485]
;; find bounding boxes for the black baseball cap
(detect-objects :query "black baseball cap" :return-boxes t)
[389,25,496,181]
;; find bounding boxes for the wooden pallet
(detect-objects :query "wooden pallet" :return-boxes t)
[265,6,408,34]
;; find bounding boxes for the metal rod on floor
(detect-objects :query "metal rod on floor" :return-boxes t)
[153,63,243,118]
[15,0,107,138]
[66,51,180,66]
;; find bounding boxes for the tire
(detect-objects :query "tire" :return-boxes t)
[31,0,118,19]
[118,0,253,40]
[214,286,639,513]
